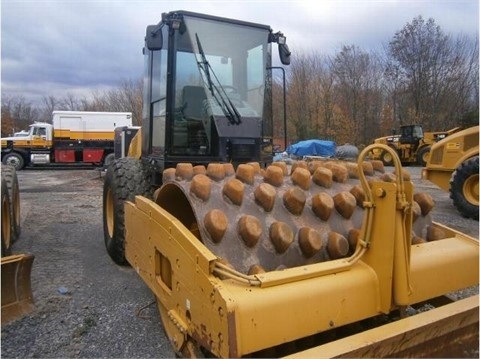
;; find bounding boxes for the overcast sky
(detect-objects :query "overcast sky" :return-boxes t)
[1,0,478,106]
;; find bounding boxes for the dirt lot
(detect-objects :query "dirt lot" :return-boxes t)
[1,168,175,358]
[1,165,478,358]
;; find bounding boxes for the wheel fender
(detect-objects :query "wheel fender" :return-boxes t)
[452,150,480,172]
[3,149,29,160]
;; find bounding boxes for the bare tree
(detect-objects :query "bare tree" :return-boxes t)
[385,16,478,131]
[40,95,59,122]
[331,45,382,144]
[287,52,315,141]
[1,94,40,135]
[101,79,143,125]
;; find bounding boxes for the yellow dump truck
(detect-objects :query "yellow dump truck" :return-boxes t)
[1,165,35,324]
[422,125,479,220]
[102,11,479,357]
[371,125,461,166]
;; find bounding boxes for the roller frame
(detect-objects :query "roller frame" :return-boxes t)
[124,179,479,357]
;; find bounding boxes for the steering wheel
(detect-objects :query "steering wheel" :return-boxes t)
[221,86,242,105]
[221,85,239,94]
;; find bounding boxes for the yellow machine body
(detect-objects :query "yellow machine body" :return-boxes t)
[423,125,479,191]
[124,145,479,357]
[1,254,35,324]
[422,125,479,219]
[288,293,479,358]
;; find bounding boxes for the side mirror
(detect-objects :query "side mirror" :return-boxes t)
[146,25,163,50]
[279,43,291,65]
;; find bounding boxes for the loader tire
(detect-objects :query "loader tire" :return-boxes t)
[380,148,395,166]
[2,165,21,241]
[416,146,430,167]
[1,177,12,257]
[450,156,479,220]
[103,153,115,168]
[103,157,152,265]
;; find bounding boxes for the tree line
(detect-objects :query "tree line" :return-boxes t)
[273,16,478,147]
[2,16,479,148]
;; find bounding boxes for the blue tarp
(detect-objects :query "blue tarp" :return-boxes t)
[286,139,336,157]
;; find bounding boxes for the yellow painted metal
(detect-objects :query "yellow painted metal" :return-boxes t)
[124,144,479,357]
[1,254,35,324]
[421,168,451,191]
[286,295,479,358]
[126,128,142,159]
[408,231,478,303]
[1,139,53,149]
[422,125,479,216]
[54,129,117,140]
[424,125,479,177]
[464,172,479,205]
[1,130,117,150]
[104,186,114,239]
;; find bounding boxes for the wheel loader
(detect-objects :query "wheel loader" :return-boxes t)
[422,125,479,220]
[370,125,461,167]
[103,11,479,358]
[1,165,35,324]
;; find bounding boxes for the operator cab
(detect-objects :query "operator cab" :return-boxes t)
[399,125,423,147]
[142,10,290,172]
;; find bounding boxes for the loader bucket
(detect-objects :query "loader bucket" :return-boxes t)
[1,253,35,324]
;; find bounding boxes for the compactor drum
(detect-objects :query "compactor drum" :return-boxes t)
[156,159,431,275]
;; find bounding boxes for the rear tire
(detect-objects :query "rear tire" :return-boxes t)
[103,157,152,265]
[1,177,12,256]
[2,165,21,241]
[416,146,430,167]
[450,156,479,220]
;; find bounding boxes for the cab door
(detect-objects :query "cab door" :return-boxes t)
[30,127,50,148]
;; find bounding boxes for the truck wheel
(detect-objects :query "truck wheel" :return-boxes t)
[2,153,25,170]
[416,146,430,167]
[103,153,115,168]
[2,166,21,241]
[450,156,479,220]
[1,177,12,256]
[103,157,152,265]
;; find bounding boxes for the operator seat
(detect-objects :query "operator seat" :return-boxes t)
[181,85,210,154]
[182,86,208,120]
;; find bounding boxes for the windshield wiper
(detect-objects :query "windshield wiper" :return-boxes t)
[195,33,242,125]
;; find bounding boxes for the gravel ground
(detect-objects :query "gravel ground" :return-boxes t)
[1,168,175,358]
[1,165,478,358]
